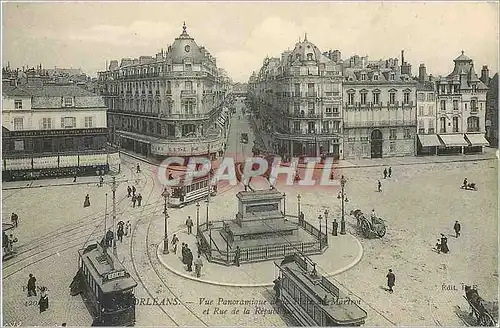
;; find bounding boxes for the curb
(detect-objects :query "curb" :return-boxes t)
[155,229,364,288]
[2,174,128,191]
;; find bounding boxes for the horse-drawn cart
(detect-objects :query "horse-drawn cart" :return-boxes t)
[350,210,386,238]
[463,285,498,326]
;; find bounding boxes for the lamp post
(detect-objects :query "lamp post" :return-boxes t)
[340,175,346,235]
[318,215,323,235]
[111,177,118,255]
[162,188,170,254]
[297,194,301,217]
[324,209,329,235]
[283,193,286,217]
[196,202,200,237]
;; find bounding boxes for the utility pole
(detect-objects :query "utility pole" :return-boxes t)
[162,188,170,254]
[106,176,126,255]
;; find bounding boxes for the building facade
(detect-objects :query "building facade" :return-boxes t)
[342,51,417,159]
[435,51,489,154]
[248,35,344,158]
[2,83,110,180]
[485,72,498,148]
[415,64,440,155]
[98,23,230,160]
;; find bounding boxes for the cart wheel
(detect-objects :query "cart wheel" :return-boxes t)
[378,226,387,237]
[361,220,370,238]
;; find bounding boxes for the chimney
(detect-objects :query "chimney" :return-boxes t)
[481,65,489,85]
[361,57,365,68]
[401,50,405,64]
[419,64,427,83]
[429,74,433,82]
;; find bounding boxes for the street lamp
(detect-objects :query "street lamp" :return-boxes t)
[340,175,347,235]
[162,188,170,254]
[196,202,200,236]
[324,209,329,235]
[318,215,323,235]
[297,194,301,217]
[283,193,286,217]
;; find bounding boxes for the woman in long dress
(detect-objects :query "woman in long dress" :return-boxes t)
[83,194,90,208]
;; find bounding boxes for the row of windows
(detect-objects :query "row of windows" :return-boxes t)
[347,91,411,105]
[281,276,325,324]
[439,99,482,111]
[417,93,435,102]
[438,116,480,133]
[12,97,74,109]
[11,117,94,131]
[185,180,209,194]
[81,261,100,299]
[291,121,341,133]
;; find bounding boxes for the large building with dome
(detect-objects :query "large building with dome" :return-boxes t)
[248,34,344,159]
[98,23,231,160]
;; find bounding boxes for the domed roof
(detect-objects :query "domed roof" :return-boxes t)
[290,33,323,63]
[454,51,472,62]
[169,22,206,64]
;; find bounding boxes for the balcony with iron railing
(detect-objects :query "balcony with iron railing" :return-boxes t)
[306,91,317,98]
[181,90,197,97]
[467,126,480,132]
[343,119,417,128]
[470,107,479,114]
[324,112,340,118]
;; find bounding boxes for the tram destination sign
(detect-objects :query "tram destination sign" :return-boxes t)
[104,270,128,282]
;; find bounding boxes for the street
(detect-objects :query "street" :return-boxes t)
[2,109,497,326]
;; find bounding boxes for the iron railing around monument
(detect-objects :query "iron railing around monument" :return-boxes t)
[196,217,328,266]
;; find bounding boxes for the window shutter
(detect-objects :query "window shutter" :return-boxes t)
[93,116,97,128]
[61,117,65,128]
[39,119,43,130]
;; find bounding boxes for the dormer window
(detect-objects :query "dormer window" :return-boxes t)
[307,53,313,61]
[361,73,367,81]
[63,97,74,107]
[390,73,395,81]
[373,74,378,81]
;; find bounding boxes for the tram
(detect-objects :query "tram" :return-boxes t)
[168,171,217,208]
[275,254,367,326]
[70,242,137,326]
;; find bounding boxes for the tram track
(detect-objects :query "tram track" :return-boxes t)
[3,163,147,279]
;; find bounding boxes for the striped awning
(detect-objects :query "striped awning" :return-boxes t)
[465,134,489,147]
[417,134,442,147]
[438,134,468,147]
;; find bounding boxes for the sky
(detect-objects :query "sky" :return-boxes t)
[2,2,499,83]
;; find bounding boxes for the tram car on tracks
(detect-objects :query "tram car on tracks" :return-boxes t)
[70,242,137,326]
[168,170,217,208]
[2,223,17,261]
[275,254,367,326]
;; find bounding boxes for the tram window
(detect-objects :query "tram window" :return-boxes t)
[307,297,313,316]
[283,277,288,290]
[314,306,322,324]
[300,292,306,307]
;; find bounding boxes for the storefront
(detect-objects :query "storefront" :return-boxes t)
[437,134,468,155]
[417,134,442,156]
[464,133,489,154]
[275,133,341,159]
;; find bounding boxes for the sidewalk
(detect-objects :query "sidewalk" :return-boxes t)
[248,115,274,153]
[156,226,363,287]
[2,174,128,190]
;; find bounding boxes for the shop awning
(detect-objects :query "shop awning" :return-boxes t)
[438,134,468,147]
[417,134,442,147]
[465,134,490,147]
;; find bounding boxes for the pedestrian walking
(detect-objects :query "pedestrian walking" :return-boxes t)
[377,180,382,192]
[388,167,392,178]
[83,194,91,208]
[194,254,203,277]
[11,213,18,227]
[186,248,193,272]
[124,221,131,236]
[234,246,241,267]
[136,164,141,173]
[186,216,193,234]
[181,243,187,264]
[73,175,77,183]
[38,287,49,313]
[454,221,461,238]
[99,176,104,187]
[273,276,281,302]
[27,273,37,297]
[127,186,132,197]
[117,226,124,242]
[440,233,449,253]
[105,229,114,247]
[383,168,387,179]
[132,195,137,208]
[171,234,179,254]
[332,219,338,236]
[137,193,142,207]
[132,186,136,197]
[386,269,395,293]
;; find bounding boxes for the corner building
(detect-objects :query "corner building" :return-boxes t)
[342,52,417,158]
[435,52,489,154]
[99,23,229,161]
[248,35,344,159]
